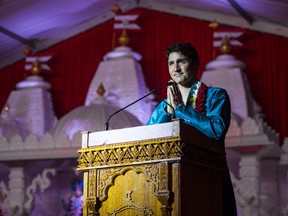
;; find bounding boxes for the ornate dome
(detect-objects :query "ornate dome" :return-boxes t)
[103,46,142,61]
[206,54,246,71]
[16,75,51,90]
[51,99,143,140]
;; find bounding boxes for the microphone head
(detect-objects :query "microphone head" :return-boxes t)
[167,81,174,86]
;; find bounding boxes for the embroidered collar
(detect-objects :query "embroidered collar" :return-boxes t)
[187,80,207,115]
[187,81,201,107]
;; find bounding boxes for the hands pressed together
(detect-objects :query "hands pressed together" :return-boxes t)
[167,81,183,114]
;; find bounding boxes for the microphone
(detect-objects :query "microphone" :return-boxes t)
[104,81,173,131]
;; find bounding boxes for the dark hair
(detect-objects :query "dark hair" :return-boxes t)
[165,42,200,72]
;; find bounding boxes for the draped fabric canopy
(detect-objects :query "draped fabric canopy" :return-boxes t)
[0,8,287,143]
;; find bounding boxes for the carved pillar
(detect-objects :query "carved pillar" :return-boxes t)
[239,155,260,216]
[5,167,25,216]
[156,162,172,216]
[259,158,279,216]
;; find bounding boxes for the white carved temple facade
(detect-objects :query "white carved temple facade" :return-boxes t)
[0,42,287,215]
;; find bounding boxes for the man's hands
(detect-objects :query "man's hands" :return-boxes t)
[167,81,183,114]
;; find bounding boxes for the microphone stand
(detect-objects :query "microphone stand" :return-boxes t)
[104,81,173,131]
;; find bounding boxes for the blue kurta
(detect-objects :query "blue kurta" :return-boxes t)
[147,81,237,216]
[147,83,231,142]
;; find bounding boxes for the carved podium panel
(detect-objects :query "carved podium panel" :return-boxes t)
[77,119,225,216]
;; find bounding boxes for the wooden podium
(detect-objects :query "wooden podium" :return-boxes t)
[77,119,225,216]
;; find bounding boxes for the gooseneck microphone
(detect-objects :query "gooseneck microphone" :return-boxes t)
[104,81,173,131]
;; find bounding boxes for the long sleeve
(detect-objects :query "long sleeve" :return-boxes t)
[147,100,171,125]
[147,87,231,141]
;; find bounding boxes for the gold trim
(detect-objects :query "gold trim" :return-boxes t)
[77,137,183,170]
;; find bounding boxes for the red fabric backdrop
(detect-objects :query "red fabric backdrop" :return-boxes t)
[0,8,287,143]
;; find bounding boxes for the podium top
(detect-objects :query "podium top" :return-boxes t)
[78,119,225,171]
[82,120,181,148]
[81,119,221,150]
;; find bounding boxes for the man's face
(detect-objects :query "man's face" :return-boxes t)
[168,52,196,87]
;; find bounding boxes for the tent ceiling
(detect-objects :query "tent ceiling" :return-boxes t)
[0,0,287,69]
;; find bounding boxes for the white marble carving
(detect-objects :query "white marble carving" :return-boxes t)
[85,46,154,125]
[3,167,25,216]
[24,168,56,213]
[1,77,57,141]
[231,156,260,216]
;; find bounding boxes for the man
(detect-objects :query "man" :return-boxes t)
[147,42,237,216]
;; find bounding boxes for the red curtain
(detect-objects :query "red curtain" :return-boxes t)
[0,8,287,143]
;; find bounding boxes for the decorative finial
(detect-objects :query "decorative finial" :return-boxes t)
[97,83,106,96]
[209,20,219,29]
[30,59,42,76]
[220,37,231,54]
[4,103,10,112]
[23,46,33,55]
[118,29,129,46]
[111,1,121,14]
